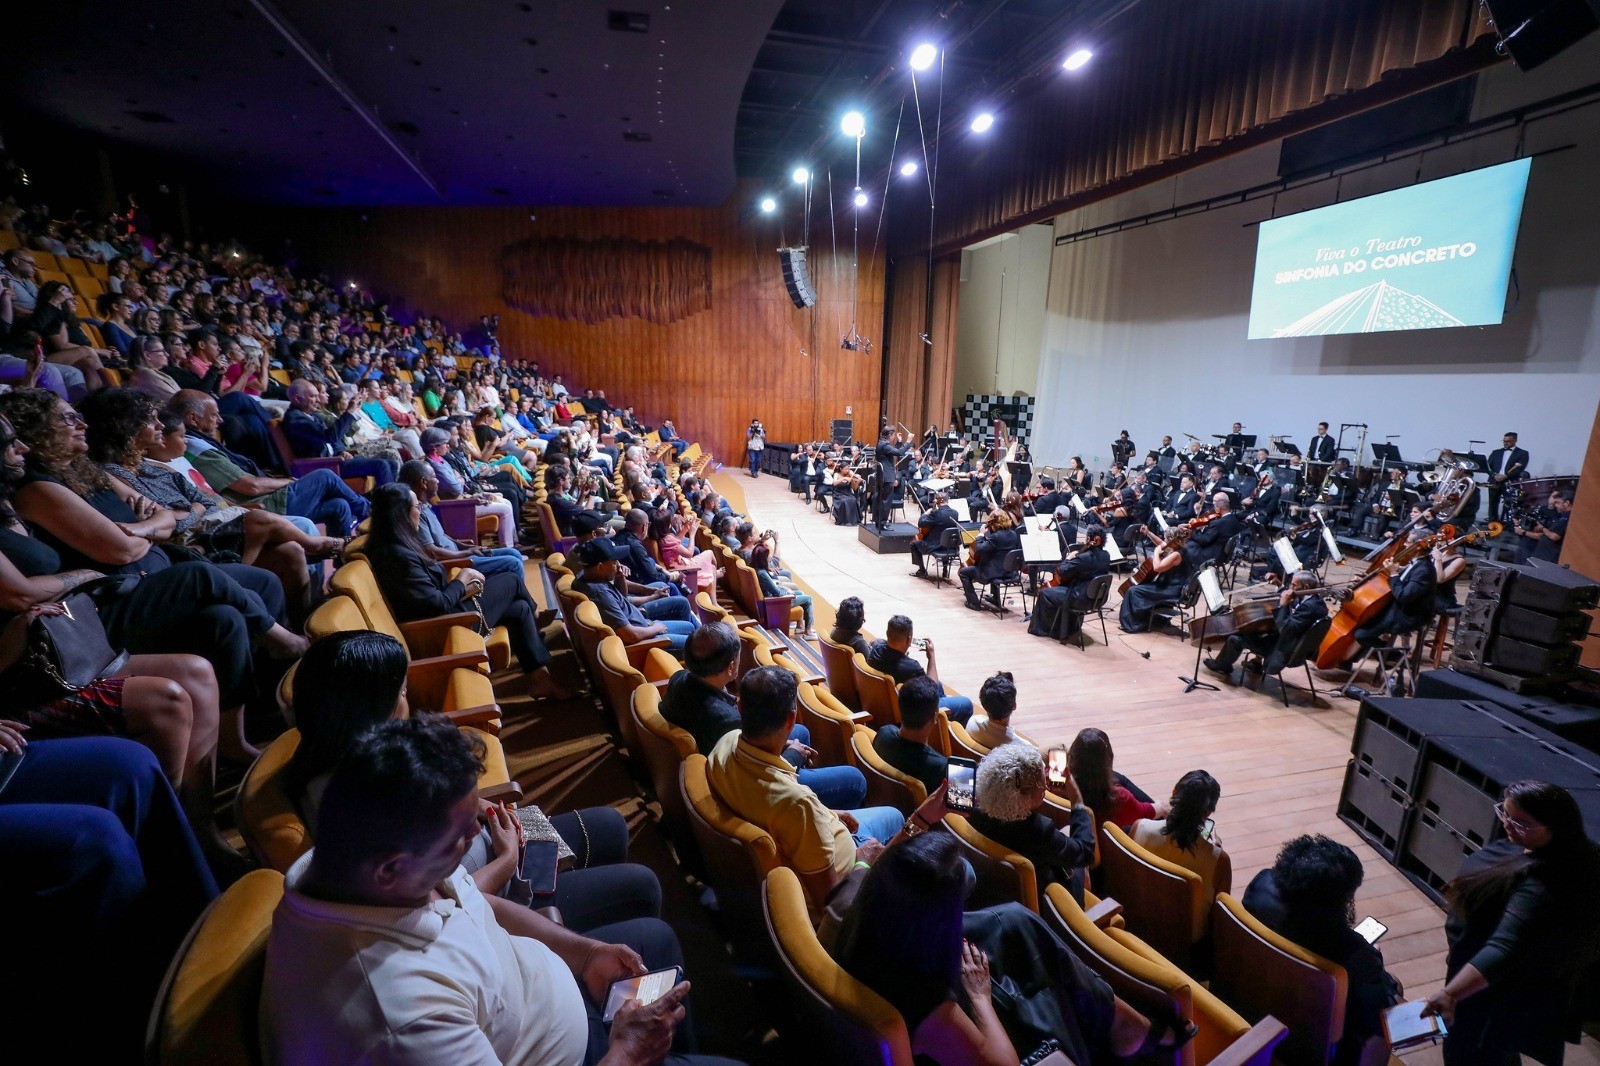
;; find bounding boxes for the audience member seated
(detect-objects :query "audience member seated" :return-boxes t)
[27,280,115,391]
[83,389,339,619]
[125,335,183,402]
[571,537,699,655]
[827,594,870,656]
[865,614,974,724]
[613,507,687,597]
[969,742,1096,903]
[1130,770,1230,943]
[832,831,1192,1064]
[663,623,866,809]
[872,675,948,795]
[0,390,307,718]
[364,483,564,700]
[705,666,904,903]
[263,715,739,1065]
[738,525,815,637]
[1243,835,1401,1065]
[396,459,527,577]
[966,671,1019,749]
[419,426,518,548]
[285,632,660,931]
[282,379,397,485]
[1068,727,1162,830]
[655,510,720,595]
[0,730,219,1061]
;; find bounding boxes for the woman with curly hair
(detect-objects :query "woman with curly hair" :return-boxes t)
[0,389,307,718]
[968,741,1097,903]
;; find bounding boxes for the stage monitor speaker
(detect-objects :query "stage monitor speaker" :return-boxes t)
[1352,696,1524,795]
[830,418,853,447]
[1469,560,1600,614]
[1498,603,1594,645]
[1455,628,1581,676]
[777,247,817,309]
[1337,760,1411,860]
[1482,0,1600,70]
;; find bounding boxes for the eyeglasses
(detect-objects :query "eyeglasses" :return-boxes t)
[57,410,86,427]
[1494,802,1539,834]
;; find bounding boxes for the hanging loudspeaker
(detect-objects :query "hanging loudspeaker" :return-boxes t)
[1482,0,1599,70]
[778,246,817,309]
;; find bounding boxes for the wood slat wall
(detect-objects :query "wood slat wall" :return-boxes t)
[1565,399,1600,667]
[282,197,884,463]
[882,253,959,433]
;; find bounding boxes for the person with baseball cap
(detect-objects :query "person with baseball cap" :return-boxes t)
[572,537,698,654]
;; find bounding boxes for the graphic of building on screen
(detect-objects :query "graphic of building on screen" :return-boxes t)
[1247,158,1531,340]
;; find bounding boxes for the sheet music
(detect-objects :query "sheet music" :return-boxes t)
[1153,509,1171,534]
[1024,514,1054,534]
[1021,531,1063,564]
[1273,537,1303,575]
[1197,567,1226,613]
[949,498,972,523]
[1070,495,1089,516]
[1320,518,1344,563]
[1104,534,1125,562]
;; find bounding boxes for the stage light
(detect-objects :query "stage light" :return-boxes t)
[909,42,938,71]
[970,111,995,133]
[900,160,919,177]
[1063,47,1093,71]
[759,196,777,214]
[840,110,866,138]
[792,166,810,185]
[852,187,868,208]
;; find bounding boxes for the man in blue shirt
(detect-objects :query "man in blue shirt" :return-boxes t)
[614,508,687,599]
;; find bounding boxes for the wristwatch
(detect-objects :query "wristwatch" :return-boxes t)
[902,813,928,837]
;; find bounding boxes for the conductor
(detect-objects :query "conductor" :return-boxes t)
[872,427,911,530]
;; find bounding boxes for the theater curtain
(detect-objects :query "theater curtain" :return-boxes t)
[883,254,960,431]
[907,0,1497,256]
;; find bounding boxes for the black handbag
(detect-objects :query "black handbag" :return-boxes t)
[9,577,136,703]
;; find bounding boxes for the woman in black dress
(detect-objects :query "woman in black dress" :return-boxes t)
[363,482,565,700]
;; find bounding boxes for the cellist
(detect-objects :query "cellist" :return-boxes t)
[1346,527,1440,663]
[1204,570,1329,681]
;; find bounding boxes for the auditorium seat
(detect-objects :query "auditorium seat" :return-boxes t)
[1042,884,1288,1066]
[796,681,870,767]
[848,725,927,814]
[631,684,697,830]
[817,633,862,711]
[596,633,666,757]
[762,866,915,1066]
[1098,823,1207,972]
[943,812,1041,911]
[329,558,510,672]
[680,754,785,951]
[146,869,283,1066]
[851,652,900,728]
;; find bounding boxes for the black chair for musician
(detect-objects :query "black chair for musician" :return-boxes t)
[1149,573,1204,635]
[1253,615,1333,707]
[991,548,1030,619]
[930,526,964,588]
[1057,573,1115,651]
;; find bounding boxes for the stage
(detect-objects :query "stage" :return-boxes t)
[857,519,983,555]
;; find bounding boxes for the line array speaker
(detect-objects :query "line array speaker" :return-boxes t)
[1482,0,1600,70]
[777,246,817,309]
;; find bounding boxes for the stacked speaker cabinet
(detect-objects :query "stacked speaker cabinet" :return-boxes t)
[1338,696,1600,903]
[777,247,817,309]
[1451,560,1597,692]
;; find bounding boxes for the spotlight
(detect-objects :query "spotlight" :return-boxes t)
[759,196,777,214]
[900,160,919,177]
[347,280,358,290]
[792,166,810,185]
[909,42,938,71]
[852,187,868,208]
[1063,47,1093,71]
[840,110,865,138]
[970,112,995,134]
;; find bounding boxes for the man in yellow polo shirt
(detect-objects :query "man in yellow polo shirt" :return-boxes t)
[706,666,905,904]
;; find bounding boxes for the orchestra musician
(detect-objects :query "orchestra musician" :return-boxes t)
[1029,475,1070,517]
[1065,456,1092,493]
[910,491,961,579]
[960,510,1022,611]
[1360,467,1410,540]
[1203,570,1330,681]
[1027,527,1112,640]
[1187,491,1243,570]
[1242,469,1281,525]
[1111,430,1137,467]
[1347,528,1440,662]
[1157,435,1177,460]
[1223,422,1248,468]
[831,462,866,526]
[1486,431,1529,521]
[1118,525,1192,634]
[1164,474,1201,523]
[1517,488,1571,563]
[1200,464,1230,499]
[871,427,911,530]
[1306,422,1336,464]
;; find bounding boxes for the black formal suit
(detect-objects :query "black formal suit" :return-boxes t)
[1031,490,1068,516]
[910,505,962,574]
[960,526,1022,606]
[1353,556,1437,649]
[1187,510,1244,569]
[1306,434,1336,463]
[1210,592,1329,674]
[1165,489,1199,521]
[1157,445,1177,460]
[871,437,911,527]
[1248,482,1282,524]
[1486,446,1530,520]
[1029,547,1112,637]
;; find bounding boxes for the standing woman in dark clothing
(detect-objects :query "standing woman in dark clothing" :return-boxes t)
[363,483,566,701]
[1422,781,1600,1065]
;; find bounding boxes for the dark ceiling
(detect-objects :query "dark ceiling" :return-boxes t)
[1,0,784,206]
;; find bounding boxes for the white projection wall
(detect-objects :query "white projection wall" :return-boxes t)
[1030,103,1600,476]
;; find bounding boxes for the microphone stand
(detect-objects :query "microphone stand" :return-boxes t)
[1180,609,1222,693]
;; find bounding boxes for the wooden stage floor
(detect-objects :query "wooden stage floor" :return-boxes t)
[713,470,1599,1062]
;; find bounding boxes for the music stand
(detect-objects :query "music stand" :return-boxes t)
[1239,435,1258,449]
[1457,452,1488,474]
[1369,443,1403,464]
[1179,568,1227,693]
[1276,442,1302,458]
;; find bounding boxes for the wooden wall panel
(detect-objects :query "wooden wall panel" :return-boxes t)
[1564,396,1600,667]
[282,195,883,464]
[882,253,960,433]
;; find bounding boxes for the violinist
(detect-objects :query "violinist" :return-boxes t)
[1204,570,1329,681]
[964,463,993,520]
[1002,490,1028,530]
[960,510,1021,612]
[1118,524,1192,634]
[910,491,961,579]
[1187,491,1243,570]
[831,462,866,527]
[1347,528,1440,662]
[1028,527,1111,639]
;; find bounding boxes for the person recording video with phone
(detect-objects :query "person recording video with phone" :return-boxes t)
[968,743,1096,905]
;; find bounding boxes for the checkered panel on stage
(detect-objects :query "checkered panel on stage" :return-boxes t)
[960,394,1036,446]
